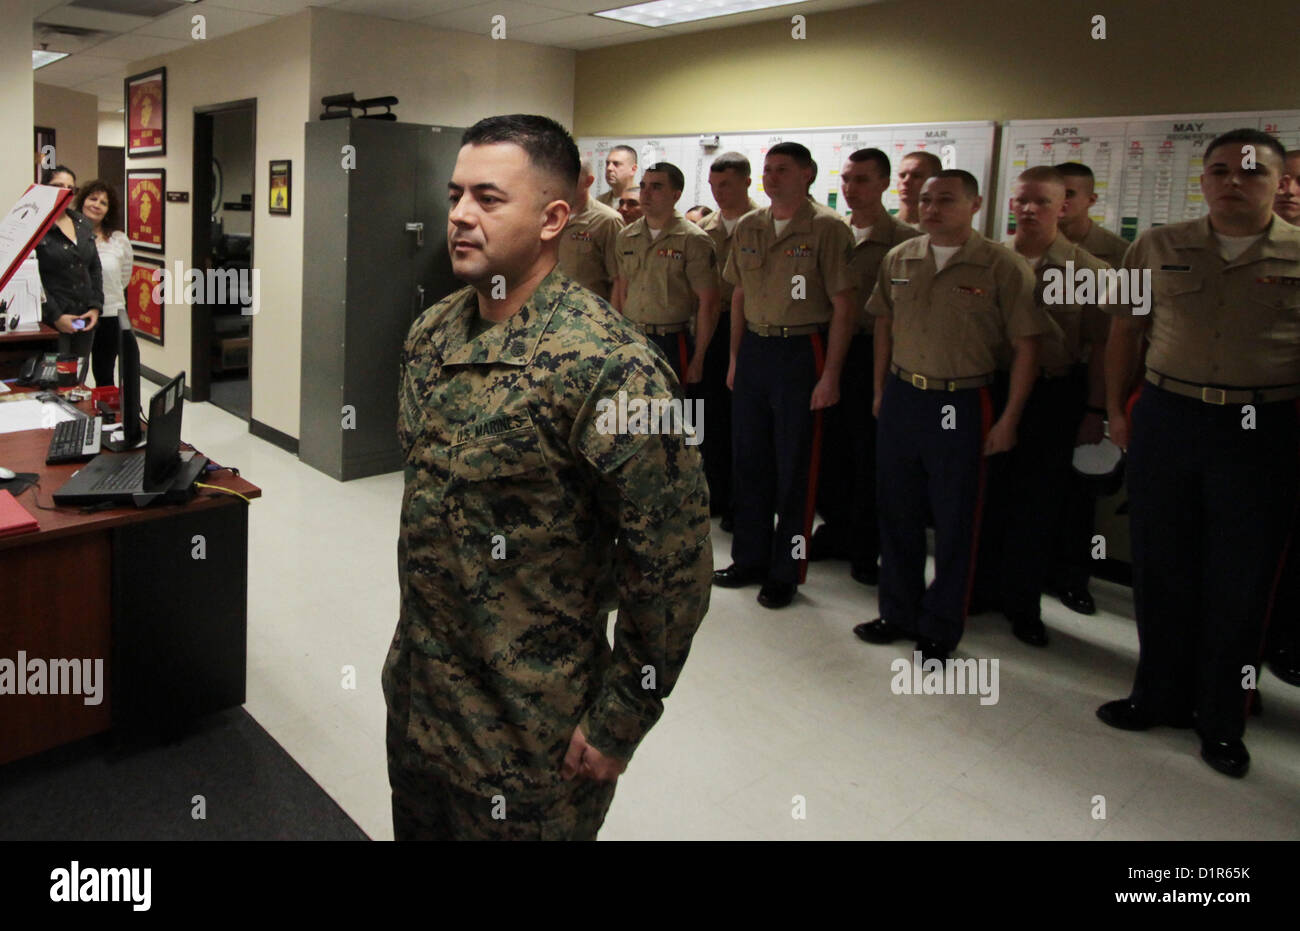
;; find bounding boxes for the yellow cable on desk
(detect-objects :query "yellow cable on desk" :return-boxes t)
[195,482,252,504]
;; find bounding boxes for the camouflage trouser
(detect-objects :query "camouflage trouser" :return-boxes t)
[387,727,617,841]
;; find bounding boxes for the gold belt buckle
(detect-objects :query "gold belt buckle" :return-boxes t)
[1200,386,1227,405]
[780,326,791,337]
[911,372,928,390]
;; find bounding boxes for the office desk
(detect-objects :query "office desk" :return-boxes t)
[0,415,261,765]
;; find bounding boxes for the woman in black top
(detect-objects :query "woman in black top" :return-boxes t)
[36,165,103,362]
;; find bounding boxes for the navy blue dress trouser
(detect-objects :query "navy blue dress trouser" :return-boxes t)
[731,329,824,585]
[815,332,879,569]
[876,375,993,648]
[1127,384,1299,740]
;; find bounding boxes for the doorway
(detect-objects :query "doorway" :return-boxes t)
[191,99,255,421]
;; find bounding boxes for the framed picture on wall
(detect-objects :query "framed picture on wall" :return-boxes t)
[126,258,165,345]
[269,159,291,215]
[34,127,55,182]
[125,67,166,158]
[126,168,166,253]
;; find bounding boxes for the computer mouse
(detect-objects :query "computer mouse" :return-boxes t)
[0,467,15,481]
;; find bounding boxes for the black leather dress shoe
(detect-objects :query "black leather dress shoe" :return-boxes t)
[1096,698,1194,731]
[1011,616,1049,647]
[757,580,796,608]
[1200,737,1250,778]
[850,561,879,586]
[712,564,766,588]
[916,638,950,664]
[1057,587,1096,615]
[853,618,909,644]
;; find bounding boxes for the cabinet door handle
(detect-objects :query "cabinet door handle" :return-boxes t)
[404,222,424,246]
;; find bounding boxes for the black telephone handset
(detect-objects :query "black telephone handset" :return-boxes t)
[18,352,59,387]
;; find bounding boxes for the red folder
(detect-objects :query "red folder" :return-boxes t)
[0,489,38,537]
[0,183,74,295]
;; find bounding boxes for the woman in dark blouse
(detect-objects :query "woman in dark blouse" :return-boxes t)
[35,165,103,361]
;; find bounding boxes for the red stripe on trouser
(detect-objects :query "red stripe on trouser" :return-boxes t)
[800,333,828,584]
[961,387,995,618]
[677,332,690,386]
[1249,397,1300,716]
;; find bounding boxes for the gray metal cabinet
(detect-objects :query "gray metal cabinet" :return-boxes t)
[300,119,464,480]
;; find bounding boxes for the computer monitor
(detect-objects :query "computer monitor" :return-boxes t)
[105,325,143,452]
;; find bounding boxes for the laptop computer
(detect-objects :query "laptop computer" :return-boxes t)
[54,372,208,508]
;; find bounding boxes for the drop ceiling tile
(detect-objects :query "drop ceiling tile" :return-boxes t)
[325,0,476,20]
[415,1,574,33]
[204,0,316,13]
[81,31,189,59]
[36,5,155,32]
[134,3,277,40]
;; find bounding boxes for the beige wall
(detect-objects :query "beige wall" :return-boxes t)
[2,0,33,198]
[117,7,575,444]
[309,7,574,132]
[98,112,125,148]
[126,11,313,441]
[34,83,98,187]
[574,0,1300,134]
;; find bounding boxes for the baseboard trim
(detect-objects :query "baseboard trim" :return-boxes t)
[250,418,299,454]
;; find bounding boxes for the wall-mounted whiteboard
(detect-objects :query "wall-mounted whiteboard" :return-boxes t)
[994,111,1300,242]
[580,121,997,227]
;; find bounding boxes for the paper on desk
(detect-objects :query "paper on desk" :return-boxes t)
[0,398,76,434]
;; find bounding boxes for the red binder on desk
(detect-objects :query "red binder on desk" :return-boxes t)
[0,184,74,294]
[0,490,38,537]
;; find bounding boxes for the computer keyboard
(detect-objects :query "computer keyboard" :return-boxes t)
[45,416,103,464]
[88,453,146,491]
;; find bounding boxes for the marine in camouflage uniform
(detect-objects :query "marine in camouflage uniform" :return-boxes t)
[382,267,712,840]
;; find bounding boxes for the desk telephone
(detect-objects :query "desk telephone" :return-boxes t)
[18,352,85,388]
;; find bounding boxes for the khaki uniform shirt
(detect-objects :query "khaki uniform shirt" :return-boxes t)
[1116,215,1300,387]
[866,231,1052,379]
[1078,221,1131,269]
[846,212,923,332]
[558,198,624,301]
[383,268,712,800]
[615,212,718,325]
[596,189,618,208]
[698,199,759,310]
[1013,235,1112,373]
[722,198,855,327]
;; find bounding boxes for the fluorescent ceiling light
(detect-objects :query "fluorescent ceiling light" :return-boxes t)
[596,0,807,27]
[33,49,70,69]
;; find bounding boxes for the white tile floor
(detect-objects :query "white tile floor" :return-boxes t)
[180,392,1300,841]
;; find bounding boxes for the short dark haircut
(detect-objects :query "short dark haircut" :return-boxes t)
[710,151,750,177]
[767,142,813,170]
[933,168,980,198]
[74,179,123,235]
[42,164,76,185]
[643,161,685,193]
[609,144,637,164]
[1017,165,1067,187]
[847,147,891,180]
[901,150,942,176]
[1202,128,1286,166]
[1056,161,1095,183]
[461,114,580,199]
[809,158,818,185]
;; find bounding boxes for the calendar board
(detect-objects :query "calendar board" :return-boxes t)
[995,111,1300,242]
[581,121,997,228]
